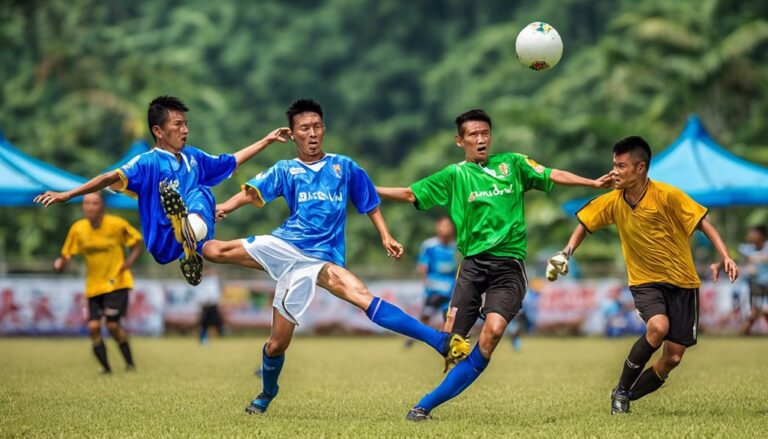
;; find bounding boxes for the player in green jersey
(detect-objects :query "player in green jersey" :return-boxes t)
[377,109,611,421]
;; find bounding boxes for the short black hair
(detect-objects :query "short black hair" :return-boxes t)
[286,99,323,128]
[613,136,652,169]
[455,109,492,136]
[752,225,768,238]
[148,96,189,141]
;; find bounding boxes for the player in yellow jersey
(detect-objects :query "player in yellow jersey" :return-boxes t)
[55,192,143,374]
[546,136,738,414]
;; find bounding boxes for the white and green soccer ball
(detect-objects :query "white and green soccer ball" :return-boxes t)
[515,21,563,71]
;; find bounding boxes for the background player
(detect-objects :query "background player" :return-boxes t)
[738,225,768,334]
[376,108,611,421]
[547,136,739,414]
[405,216,458,348]
[205,99,470,415]
[55,192,143,373]
[34,96,290,285]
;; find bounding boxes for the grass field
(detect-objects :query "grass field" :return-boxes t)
[1,336,766,438]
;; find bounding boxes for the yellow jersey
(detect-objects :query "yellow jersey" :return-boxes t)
[60,214,143,297]
[576,180,707,288]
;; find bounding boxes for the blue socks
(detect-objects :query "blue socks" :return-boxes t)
[366,297,446,354]
[416,345,489,412]
[261,345,284,398]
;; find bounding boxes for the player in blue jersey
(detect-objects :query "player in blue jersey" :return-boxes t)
[202,99,471,415]
[405,217,458,348]
[34,96,290,285]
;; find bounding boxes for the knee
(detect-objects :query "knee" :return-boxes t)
[202,242,224,262]
[87,320,101,334]
[646,320,669,344]
[106,321,120,333]
[265,337,290,357]
[663,352,683,370]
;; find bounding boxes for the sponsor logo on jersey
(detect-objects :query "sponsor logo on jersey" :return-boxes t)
[289,167,306,175]
[333,164,342,178]
[499,163,509,176]
[467,184,515,202]
[298,191,344,203]
[525,157,545,174]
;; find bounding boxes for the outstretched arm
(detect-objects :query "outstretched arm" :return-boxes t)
[546,224,589,281]
[233,127,291,167]
[215,187,262,221]
[699,217,739,282]
[367,207,404,259]
[376,186,415,203]
[34,171,122,207]
[550,169,612,189]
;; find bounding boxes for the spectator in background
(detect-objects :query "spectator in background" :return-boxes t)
[405,216,458,348]
[738,225,768,335]
[198,270,225,344]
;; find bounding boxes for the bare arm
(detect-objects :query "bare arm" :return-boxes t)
[121,242,144,271]
[562,223,589,257]
[550,169,612,189]
[34,171,122,207]
[215,187,262,221]
[232,127,291,167]
[53,255,70,272]
[376,186,415,203]
[367,207,404,259]
[699,217,739,282]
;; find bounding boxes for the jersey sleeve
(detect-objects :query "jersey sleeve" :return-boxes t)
[410,166,454,210]
[115,154,147,196]
[667,188,708,236]
[119,218,143,247]
[417,241,430,267]
[60,223,81,257]
[514,154,553,193]
[575,193,616,233]
[243,162,284,206]
[190,148,237,187]
[348,161,381,214]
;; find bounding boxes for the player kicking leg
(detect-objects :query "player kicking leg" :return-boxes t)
[203,99,470,414]
[376,109,611,421]
[35,95,290,285]
[547,135,739,414]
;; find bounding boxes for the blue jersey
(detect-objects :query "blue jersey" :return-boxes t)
[116,146,236,264]
[417,237,458,297]
[244,153,380,267]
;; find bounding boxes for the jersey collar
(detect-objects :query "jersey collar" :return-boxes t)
[153,147,192,172]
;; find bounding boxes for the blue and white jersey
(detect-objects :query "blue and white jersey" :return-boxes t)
[116,146,237,264]
[417,237,458,298]
[244,153,380,267]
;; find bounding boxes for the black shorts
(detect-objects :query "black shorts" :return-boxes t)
[449,253,527,338]
[88,289,129,322]
[421,294,451,318]
[629,283,699,347]
[749,281,768,310]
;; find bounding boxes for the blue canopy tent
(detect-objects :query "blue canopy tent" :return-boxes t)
[0,131,137,209]
[103,139,150,172]
[563,115,768,215]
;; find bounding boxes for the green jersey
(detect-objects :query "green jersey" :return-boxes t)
[411,152,553,260]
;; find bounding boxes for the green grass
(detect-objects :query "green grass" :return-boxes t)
[1,336,766,438]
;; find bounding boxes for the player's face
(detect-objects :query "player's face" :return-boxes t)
[153,110,189,152]
[435,218,455,241]
[610,152,646,189]
[456,121,492,164]
[81,193,105,222]
[291,112,325,162]
[747,229,766,246]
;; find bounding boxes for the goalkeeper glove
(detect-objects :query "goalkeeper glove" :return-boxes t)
[546,251,570,281]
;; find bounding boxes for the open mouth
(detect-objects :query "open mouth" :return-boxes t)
[477,146,487,153]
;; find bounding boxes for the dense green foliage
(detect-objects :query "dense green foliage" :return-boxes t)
[1,0,766,272]
[1,337,767,437]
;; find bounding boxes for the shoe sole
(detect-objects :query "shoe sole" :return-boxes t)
[159,181,203,286]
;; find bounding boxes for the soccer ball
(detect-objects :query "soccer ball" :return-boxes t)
[515,22,563,71]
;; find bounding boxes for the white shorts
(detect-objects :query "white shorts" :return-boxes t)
[241,235,327,325]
